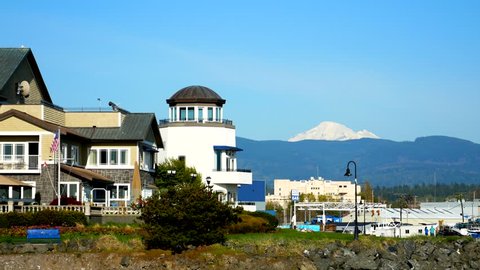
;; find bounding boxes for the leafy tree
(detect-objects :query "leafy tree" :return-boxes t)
[139,183,241,252]
[155,158,201,189]
[300,192,316,202]
[317,194,336,202]
[266,201,284,223]
[362,180,374,203]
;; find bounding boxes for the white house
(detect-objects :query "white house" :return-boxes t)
[157,85,252,204]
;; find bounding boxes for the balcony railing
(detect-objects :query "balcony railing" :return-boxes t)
[213,168,252,173]
[209,169,253,185]
[0,155,39,171]
[159,118,234,127]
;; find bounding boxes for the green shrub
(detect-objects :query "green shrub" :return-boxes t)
[248,211,279,230]
[139,184,241,252]
[0,212,33,227]
[227,211,278,234]
[227,214,270,234]
[0,210,87,228]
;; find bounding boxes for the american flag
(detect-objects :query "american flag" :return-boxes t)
[50,130,60,153]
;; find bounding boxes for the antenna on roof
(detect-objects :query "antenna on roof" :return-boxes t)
[108,101,130,114]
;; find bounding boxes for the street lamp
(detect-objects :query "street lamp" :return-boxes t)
[344,160,358,240]
[206,176,213,191]
[190,173,197,182]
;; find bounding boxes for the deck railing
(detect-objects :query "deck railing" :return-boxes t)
[22,205,86,213]
[101,206,141,216]
[0,203,141,216]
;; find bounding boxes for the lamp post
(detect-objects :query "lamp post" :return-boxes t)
[206,176,213,192]
[344,160,358,240]
[190,173,197,183]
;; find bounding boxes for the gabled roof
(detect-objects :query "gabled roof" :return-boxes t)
[0,109,83,138]
[0,48,52,103]
[71,113,163,147]
[0,109,162,147]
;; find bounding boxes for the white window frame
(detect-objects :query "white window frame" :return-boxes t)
[70,145,80,165]
[60,181,80,201]
[60,143,68,163]
[0,142,29,170]
[109,183,130,206]
[87,147,131,168]
[21,181,36,200]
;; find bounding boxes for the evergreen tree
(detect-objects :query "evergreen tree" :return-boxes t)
[139,183,241,252]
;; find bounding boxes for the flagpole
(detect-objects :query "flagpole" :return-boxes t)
[57,129,61,206]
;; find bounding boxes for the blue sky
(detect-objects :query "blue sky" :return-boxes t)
[2,1,480,143]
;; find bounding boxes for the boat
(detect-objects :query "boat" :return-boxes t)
[467,227,480,239]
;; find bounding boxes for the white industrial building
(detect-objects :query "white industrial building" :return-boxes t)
[157,85,252,204]
[266,177,360,207]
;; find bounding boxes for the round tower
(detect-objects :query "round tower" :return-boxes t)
[158,85,252,205]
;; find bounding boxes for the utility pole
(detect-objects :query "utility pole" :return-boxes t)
[473,191,476,220]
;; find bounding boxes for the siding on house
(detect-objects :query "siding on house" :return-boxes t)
[0,105,42,119]
[65,112,120,127]
[43,106,65,126]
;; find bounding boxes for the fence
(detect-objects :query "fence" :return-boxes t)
[0,203,140,216]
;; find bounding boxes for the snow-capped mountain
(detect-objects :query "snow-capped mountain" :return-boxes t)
[288,121,380,142]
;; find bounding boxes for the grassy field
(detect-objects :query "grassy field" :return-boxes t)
[0,226,467,254]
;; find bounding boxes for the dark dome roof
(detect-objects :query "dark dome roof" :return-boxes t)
[166,85,226,106]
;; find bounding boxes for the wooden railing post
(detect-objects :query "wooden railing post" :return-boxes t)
[7,201,13,212]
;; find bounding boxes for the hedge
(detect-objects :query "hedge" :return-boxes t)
[0,210,87,228]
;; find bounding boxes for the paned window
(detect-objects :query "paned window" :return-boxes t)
[187,107,194,120]
[88,148,129,167]
[180,107,186,120]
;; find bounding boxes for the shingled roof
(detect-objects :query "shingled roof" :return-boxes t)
[166,85,226,106]
[0,48,52,103]
[71,113,163,147]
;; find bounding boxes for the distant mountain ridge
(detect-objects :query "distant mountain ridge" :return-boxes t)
[236,136,480,189]
[288,121,379,142]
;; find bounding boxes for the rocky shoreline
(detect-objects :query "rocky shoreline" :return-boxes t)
[0,237,479,269]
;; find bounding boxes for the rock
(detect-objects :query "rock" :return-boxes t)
[309,257,333,270]
[401,240,416,259]
[469,259,480,269]
[120,256,130,267]
[407,259,420,269]
[345,254,377,270]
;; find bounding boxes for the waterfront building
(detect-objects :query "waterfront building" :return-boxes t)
[266,177,360,208]
[237,180,266,211]
[0,48,162,206]
[157,85,252,205]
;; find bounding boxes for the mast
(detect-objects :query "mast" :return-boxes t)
[57,129,61,206]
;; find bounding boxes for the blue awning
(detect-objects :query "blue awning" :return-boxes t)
[142,144,159,153]
[213,145,243,152]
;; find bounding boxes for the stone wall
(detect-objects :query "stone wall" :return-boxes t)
[10,166,156,205]
[0,238,480,269]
